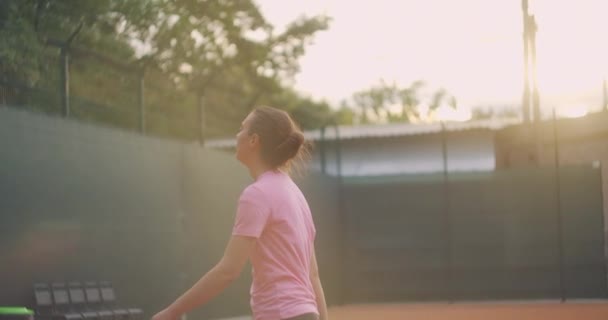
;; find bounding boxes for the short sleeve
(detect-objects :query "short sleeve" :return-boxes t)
[232,185,270,238]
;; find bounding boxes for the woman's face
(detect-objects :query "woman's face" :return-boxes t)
[235,112,258,165]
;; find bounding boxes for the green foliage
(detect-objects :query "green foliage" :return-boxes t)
[1,0,341,140]
[471,106,519,120]
[351,82,397,123]
[0,2,47,85]
[344,80,457,123]
[333,105,355,126]
[263,88,334,130]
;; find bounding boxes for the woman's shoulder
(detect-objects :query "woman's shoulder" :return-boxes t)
[242,172,294,203]
[241,183,264,198]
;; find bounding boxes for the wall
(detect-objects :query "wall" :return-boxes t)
[314,129,497,176]
[0,107,342,318]
[340,167,606,302]
[496,112,608,279]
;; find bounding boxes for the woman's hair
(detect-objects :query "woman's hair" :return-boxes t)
[247,106,309,173]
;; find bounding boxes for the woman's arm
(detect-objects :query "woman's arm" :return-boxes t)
[310,248,329,320]
[152,236,256,320]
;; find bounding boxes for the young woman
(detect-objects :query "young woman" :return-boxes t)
[151,106,328,320]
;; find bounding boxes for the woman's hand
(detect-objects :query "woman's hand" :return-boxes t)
[151,308,179,320]
[149,236,255,320]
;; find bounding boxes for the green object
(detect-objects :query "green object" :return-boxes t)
[0,307,34,316]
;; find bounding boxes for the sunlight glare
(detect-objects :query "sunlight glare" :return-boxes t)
[433,105,472,122]
[557,104,588,118]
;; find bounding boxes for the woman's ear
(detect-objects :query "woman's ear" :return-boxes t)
[249,133,260,148]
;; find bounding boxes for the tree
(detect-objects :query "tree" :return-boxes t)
[344,81,456,124]
[0,0,333,139]
[471,106,519,120]
[333,105,355,126]
[1,0,159,116]
[350,81,397,123]
[395,80,425,122]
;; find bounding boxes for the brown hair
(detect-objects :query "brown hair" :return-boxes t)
[247,106,309,172]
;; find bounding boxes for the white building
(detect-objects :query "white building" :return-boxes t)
[205,119,519,176]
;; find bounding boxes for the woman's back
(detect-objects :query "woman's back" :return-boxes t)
[233,170,317,320]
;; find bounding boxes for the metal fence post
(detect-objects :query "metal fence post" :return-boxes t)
[603,78,607,111]
[60,46,70,117]
[58,23,82,118]
[552,108,566,301]
[138,68,146,134]
[198,93,206,145]
[319,126,327,174]
[327,121,345,304]
[600,160,608,296]
[440,122,453,302]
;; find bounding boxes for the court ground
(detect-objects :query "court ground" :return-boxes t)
[216,300,608,320]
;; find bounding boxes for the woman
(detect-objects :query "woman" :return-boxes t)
[152,106,328,320]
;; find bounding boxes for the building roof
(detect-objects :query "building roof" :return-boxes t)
[204,118,520,148]
[496,110,608,145]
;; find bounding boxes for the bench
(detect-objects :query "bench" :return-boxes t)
[33,281,143,320]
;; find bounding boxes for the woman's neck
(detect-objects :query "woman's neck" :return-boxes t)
[248,161,274,180]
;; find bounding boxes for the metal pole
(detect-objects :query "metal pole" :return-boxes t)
[198,93,206,146]
[319,126,327,174]
[60,46,70,117]
[138,69,145,133]
[603,78,607,111]
[440,122,453,302]
[330,121,346,304]
[521,0,531,123]
[332,123,342,178]
[530,15,540,123]
[58,22,82,118]
[552,108,566,302]
[599,161,608,295]
[530,15,542,166]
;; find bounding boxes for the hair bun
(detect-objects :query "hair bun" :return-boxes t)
[274,131,305,166]
[249,106,308,172]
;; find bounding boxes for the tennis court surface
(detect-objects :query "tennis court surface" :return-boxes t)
[327,301,608,320]
[216,300,608,320]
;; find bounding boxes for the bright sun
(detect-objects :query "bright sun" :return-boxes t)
[557,104,588,118]
[433,105,472,122]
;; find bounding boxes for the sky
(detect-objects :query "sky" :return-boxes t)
[255,0,608,118]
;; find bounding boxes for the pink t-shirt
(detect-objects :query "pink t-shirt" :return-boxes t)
[232,170,318,320]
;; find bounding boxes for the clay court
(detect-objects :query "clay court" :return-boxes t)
[326,301,608,320]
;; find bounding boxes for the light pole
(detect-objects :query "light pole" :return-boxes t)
[522,0,531,123]
[522,0,540,123]
[522,0,542,165]
[603,77,607,111]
